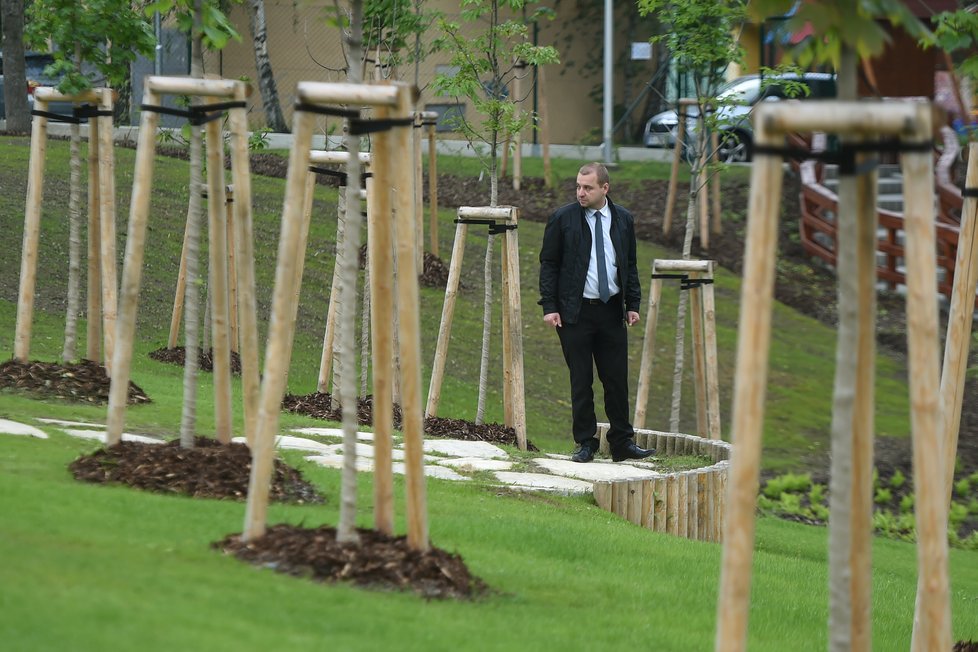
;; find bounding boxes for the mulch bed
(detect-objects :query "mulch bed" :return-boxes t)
[149,346,242,374]
[214,523,488,600]
[69,436,323,504]
[956,642,978,652]
[282,390,537,451]
[0,358,150,405]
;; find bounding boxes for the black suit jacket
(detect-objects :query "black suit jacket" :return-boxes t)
[538,197,641,325]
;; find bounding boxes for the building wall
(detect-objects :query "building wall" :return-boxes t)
[203,1,658,146]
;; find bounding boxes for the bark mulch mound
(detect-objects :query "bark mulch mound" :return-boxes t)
[213,523,487,600]
[69,436,324,504]
[357,243,450,289]
[956,641,978,651]
[0,358,150,405]
[149,346,242,375]
[282,391,536,450]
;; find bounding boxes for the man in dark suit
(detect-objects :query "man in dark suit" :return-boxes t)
[539,162,655,463]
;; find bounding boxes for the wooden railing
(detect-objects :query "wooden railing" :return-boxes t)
[797,127,967,304]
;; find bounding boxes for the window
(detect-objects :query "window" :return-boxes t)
[424,103,465,133]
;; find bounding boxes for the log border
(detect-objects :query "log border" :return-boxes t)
[593,424,730,542]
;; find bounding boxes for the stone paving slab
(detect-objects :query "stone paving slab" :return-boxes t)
[423,439,508,459]
[492,471,593,495]
[231,435,334,455]
[304,454,470,481]
[36,418,104,429]
[533,458,661,482]
[436,457,514,472]
[291,427,376,442]
[61,428,164,445]
[0,418,48,439]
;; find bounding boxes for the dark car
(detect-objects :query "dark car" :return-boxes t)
[0,52,77,121]
[643,72,837,162]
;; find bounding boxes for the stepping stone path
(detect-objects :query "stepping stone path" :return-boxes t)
[0,417,674,496]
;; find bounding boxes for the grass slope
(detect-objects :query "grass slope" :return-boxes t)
[0,136,975,650]
[0,136,912,469]
[2,432,977,651]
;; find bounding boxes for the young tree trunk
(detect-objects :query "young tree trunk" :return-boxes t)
[62,120,82,362]
[475,235,494,424]
[668,127,704,432]
[245,0,288,133]
[336,0,365,545]
[179,3,205,449]
[828,44,861,652]
[360,265,370,398]
[1,0,31,134]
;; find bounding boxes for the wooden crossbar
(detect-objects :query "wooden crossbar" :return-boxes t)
[14,87,116,364]
[714,99,949,652]
[426,205,527,450]
[242,82,428,552]
[104,78,258,461]
[633,259,720,440]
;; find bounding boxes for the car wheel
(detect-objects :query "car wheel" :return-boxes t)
[718,131,751,163]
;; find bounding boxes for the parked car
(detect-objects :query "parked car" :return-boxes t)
[643,72,837,163]
[0,51,75,120]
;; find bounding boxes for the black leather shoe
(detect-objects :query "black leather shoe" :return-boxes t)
[571,444,596,463]
[611,442,656,462]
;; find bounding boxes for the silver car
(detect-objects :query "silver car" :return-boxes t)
[643,72,837,162]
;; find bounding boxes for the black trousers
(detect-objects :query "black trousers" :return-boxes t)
[556,298,634,450]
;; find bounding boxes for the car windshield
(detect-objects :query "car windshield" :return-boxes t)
[716,78,760,106]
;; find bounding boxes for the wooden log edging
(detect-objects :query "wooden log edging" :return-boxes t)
[593,424,731,542]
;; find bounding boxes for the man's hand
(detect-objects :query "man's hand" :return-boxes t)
[543,312,562,328]
[626,311,640,326]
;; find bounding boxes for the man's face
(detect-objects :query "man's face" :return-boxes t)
[576,171,608,210]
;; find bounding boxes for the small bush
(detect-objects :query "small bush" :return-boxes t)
[889,469,906,489]
[874,487,893,505]
[899,494,915,514]
[763,473,812,499]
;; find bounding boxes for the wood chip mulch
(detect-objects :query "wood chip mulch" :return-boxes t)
[213,523,488,600]
[357,244,450,288]
[0,358,150,405]
[148,346,242,374]
[956,642,978,652]
[69,437,324,504]
[282,391,537,450]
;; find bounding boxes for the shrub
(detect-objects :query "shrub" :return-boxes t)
[889,469,906,489]
[762,473,812,499]
[874,487,893,505]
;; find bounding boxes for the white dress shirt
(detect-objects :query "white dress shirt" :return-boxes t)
[583,203,620,299]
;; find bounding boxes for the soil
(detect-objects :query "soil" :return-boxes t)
[7,145,978,601]
[282,390,537,451]
[213,523,488,600]
[148,346,242,374]
[0,358,150,405]
[69,436,323,504]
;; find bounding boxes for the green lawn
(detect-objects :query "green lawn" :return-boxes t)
[1,135,974,650]
[2,431,977,651]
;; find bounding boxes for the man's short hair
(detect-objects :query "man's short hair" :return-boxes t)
[579,162,610,186]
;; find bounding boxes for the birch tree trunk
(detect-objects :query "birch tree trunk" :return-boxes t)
[245,0,288,133]
[668,127,703,432]
[360,265,370,398]
[475,235,494,424]
[179,3,205,449]
[336,0,364,545]
[827,45,859,652]
[63,119,82,362]
[475,157,499,423]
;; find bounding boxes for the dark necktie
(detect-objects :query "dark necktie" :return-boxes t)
[594,210,611,303]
